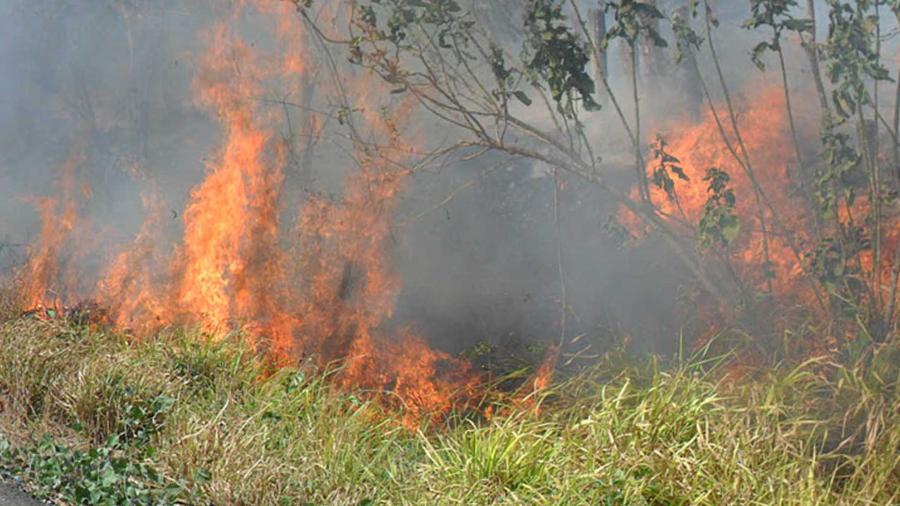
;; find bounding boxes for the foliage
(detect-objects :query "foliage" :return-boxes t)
[813,0,899,339]
[671,4,703,64]
[649,135,688,202]
[698,168,740,248]
[523,0,600,116]
[603,0,667,49]
[821,0,891,119]
[346,0,477,92]
[817,122,863,219]
[291,0,900,361]
[4,0,900,500]
[0,435,189,506]
[743,0,813,70]
[808,120,868,300]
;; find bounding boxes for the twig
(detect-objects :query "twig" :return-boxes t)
[554,168,567,348]
[803,0,830,113]
[398,158,501,227]
[704,1,775,297]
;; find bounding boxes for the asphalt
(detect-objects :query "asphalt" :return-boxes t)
[0,482,40,506]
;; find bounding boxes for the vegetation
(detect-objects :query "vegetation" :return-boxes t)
[0,314,894,504]
[1,0,898,503]
[297,0,900,344]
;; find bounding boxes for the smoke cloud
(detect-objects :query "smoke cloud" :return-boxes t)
[1,0,875,365]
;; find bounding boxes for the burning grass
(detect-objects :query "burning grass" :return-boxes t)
[8,0,483,428]
[0,316,896,505]
[2,1,898,502]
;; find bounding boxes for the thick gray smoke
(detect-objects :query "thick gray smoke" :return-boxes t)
[0,0,843,362]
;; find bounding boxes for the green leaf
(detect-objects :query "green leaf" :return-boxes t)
[194,468,212,484]
[513,90,533,106]
[721,216,741,243]
[100,467,118,487]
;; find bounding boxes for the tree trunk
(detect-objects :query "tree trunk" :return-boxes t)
[589,2,608,104]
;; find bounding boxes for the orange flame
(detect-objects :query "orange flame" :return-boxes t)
[623,81,898,341]
[97,192,169,330]
[20,139,89,311]
[634,85,811,297]
[19,1,479,424]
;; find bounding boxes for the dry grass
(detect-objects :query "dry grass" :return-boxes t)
[0,316,896,504]
[0,283,21,322]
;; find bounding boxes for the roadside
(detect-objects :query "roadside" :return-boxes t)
[0,481,41,506]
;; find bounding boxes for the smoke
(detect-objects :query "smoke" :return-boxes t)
[1,0,881,365]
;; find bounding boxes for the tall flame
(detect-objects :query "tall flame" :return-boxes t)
[20,139,90,311]
[646,85,811,298]
[17,0,477,424]
[624,81,898,331]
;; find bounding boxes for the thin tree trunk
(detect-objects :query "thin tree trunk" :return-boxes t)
[894,70,900,188]
[776,45,817,227]
[631,43,648,202]
[871,0,884,317]
[589,2,608,105]
[804,0,830,113]
[857,111,882,323]
[553,169,567,348]
[704,1,774,296]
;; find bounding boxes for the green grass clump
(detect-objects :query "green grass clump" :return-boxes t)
[0,317,896,504]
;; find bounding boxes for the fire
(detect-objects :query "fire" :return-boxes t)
[20,139,90,312]
[97,192,170,331]
[14,0,478,424]
[624,80,899,337]
[292,90,478,425]
[530,345,559,395]
[634,84,813,299]
[176,19,292,349]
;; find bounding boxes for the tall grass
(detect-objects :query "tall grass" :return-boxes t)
[0,316,896,504]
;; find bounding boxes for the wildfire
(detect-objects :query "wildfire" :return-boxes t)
[16,3,895,424]
[290,79,481,426]
[623,80,899,341]
[14,0,478,425]
[630,84,813,298]
[96,191,170,332]
[21,139,90,312]
[530,345,559,395]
